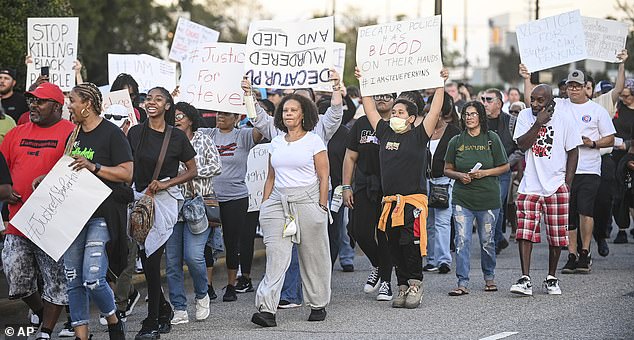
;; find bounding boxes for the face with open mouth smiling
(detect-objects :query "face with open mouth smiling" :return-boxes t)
[144,88,171,119]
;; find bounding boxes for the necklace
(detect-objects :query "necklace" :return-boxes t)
[285,131,307,145]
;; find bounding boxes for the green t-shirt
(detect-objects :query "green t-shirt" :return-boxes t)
[445,130,508,211]
[0,114,16,144]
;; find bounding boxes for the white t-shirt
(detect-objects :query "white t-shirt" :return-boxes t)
[429,138,440,156]
[554,98,615,175]
[513,107,582,196]
[593,90,617,118]
[269,132,326,188]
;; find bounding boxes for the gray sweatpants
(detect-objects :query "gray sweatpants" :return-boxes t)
[255,183,332,313]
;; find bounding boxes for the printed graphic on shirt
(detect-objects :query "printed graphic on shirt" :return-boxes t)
[386,141,400,150]
[359,130,379,144]
[217,143,237,157]
[19,139,59,149]
[581,114,591,123]
[532,125,554,158]
[457,140,492,152]
[70,143,95,160]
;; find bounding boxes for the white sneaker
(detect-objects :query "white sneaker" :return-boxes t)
[364,267,380,293]
[376,281,393,301]
[135,256,144,274]
[171,310,189,325]
[58,320,75,337]
[99,315,108,326]
[28,309,40,327]
[195,295,210,321]
[510,275,533,296]
[543,275,562,295]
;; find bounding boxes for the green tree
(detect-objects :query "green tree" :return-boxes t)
[616,0,634,72]
[0,0,72,91]
[333,8,378,87]
[492,46,521,85]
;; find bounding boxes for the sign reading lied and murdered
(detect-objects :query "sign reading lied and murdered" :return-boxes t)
[10,156,112,261]
[178,43,245,114]
[26,17,79,91]
[245,16,334,89]
[356,16,443,96]
[517,10,629,72]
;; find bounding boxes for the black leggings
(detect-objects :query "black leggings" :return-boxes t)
[239,211,259,274]
[139,244,168,322]
[349,190,392,281]
[219,198,250,271]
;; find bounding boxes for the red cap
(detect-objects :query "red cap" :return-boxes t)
[26,82,65,105]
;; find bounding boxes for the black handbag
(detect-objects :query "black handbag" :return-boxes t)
[427,139,450,209]
[203,193,222,227]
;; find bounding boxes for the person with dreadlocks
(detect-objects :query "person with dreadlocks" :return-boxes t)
[61,82,134,339]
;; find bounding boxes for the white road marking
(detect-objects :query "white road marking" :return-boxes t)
[479,332,519,340]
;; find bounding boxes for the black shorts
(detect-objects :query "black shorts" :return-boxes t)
[569,174,601,230]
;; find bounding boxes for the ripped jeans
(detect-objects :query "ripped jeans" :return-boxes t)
[63,217,116,327]
[452,205,498,289]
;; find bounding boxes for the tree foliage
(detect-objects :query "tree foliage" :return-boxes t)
[616,0,634,73]
[332,8,378,87]
[0,0,72,91]
[493,46,521,85]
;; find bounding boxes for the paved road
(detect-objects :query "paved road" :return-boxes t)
[1,232,634,339]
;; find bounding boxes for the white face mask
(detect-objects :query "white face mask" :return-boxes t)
[389,116,409,133]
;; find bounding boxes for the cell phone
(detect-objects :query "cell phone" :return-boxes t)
[546,101,555,113]
[41,66,49,77]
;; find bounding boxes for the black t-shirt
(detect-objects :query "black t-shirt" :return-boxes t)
[70,119,133,216]
[0,153,12,185]
[487,117,500,133]
[127,123,196,192]
[327,124,349,188]
[2,92,29,122]
[613,101,634,140]
[376,119,430,196]
[346,116,382,186]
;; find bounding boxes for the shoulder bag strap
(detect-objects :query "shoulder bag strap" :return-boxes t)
[151,125,172,181]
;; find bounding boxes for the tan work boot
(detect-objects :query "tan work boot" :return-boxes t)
[391,285,408,308]
[404,279,423,309]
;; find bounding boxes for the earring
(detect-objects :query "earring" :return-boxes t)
[80,107,90,118]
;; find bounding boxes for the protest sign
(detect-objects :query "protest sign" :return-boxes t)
[315,42,346,92]
[102,89,138,126]
[108,54,177,93]
[10,156,112,261]
[26,17,79,91]
[245,16,334,89]
[178,43,245,113]
[169,17,220,62]
[582,16,629,63]
[516,10,587,72]
[245,144,269,212]
[356,16,443,96]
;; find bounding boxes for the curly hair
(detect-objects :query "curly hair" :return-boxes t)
[73,83,103,115]
[175,101,202,131]
[393,98,418,117]
[111,73,139,98]
[148,87,175,126]
[460,100,488,132]
[274,94,319,133]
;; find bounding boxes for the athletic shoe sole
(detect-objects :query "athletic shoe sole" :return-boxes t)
[377,294,393,301]
[126,291,141,317]
[277,302,301,309]
[170,318,189,325]
[363,282,380,294]
[510,288,532,296]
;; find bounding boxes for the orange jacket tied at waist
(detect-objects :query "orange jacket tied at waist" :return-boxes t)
[378,194,428,256]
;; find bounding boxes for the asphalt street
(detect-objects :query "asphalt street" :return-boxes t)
[1,231,633,339]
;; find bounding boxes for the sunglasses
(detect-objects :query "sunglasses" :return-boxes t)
[509,110,520,114]
[481,96,497,103]
[373,94,394,102]
[175,113,186,121]
[463,112,478,117]
[104,114,127,120]
[27,98,56,106]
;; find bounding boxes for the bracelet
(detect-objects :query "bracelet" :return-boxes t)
[592,141,597,149]
[319,203,329,212]
[92,163,101,174]
[341,185,353,191]
[332,85,341,91]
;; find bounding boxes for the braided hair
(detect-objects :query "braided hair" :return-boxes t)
[73,82,103,115]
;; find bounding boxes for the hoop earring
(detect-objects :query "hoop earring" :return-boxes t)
[80,107,90,118]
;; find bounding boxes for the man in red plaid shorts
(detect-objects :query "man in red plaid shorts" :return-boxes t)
[508,81,582,296]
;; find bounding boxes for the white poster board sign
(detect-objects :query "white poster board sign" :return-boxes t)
[582,16,629,63]
[10,156,112,261]
[26,17,79,91]
[516,10,587,72]
[246,144,269,212]
[245,16,334,89]
[178,43,245,114]
[102,89,138,126]
[169,17,220,62]
[315,42,346,92]
[108,54,177,93]
[356,16,443,96]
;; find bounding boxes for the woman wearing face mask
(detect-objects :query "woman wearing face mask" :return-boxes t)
[127,87,198,340]
[444,101,509,296]
[355,66,448,309]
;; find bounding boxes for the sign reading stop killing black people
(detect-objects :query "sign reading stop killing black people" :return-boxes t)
[356,16,444,97]
[245,16,334,89]
[27,17,79,91]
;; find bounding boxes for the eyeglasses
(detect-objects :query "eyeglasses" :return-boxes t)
[463,112,478,117]
[175,113,185,121]
[104,114,127,120]
[481,96,497,103]
[27,98,56,106]
[509,110,520,115]
[567,83,583,91]
[372,94,394,102]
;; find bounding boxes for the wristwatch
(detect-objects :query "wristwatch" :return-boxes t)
[319,203,329,212]
[92,162,102,174]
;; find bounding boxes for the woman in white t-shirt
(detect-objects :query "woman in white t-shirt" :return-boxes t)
[251,94,331,328]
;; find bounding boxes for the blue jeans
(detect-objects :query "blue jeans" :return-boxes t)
[496,170,512,244]
[453,205,498,288]
[280,245,303,304]
[166,221,211,311]
[64,217,115,327]
[338,207,354,266]
[426,177,453,267]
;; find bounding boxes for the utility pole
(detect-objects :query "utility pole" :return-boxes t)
[531,0,541,85]
[435,0,443,58]
[463,0,468,81]
[535,0,540,20]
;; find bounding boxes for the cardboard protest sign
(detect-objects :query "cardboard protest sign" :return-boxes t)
[516,10,587,72]
[356,16,443,96]
[169,17,220,62]
[245,16,334,89]
[102,89,138,126]
[10,156,112,261]
[246,144,269,212]
[178,43,245,113]
[26,17,79,91]
[582,16,629,63]
[108,54,177,93]
[315,42,346,92]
